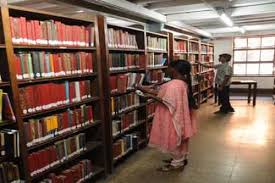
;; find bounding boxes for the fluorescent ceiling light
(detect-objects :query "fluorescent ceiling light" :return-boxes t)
[239,27,245,34]
[76,10,84,13]
[220,13,234,27]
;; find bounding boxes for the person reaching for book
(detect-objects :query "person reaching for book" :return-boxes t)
[197,53,234,114]
[136,60,198,172]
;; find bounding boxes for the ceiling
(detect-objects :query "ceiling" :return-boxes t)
[7,0,275,38]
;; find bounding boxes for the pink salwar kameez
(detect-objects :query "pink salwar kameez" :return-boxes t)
[149,79,197,158]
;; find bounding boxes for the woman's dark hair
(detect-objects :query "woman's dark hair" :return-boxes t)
[169,60,198,110]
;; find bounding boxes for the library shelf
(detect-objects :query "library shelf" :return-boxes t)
[0,120,16,127]
[112,120,146,141]
[112,103,147,118]
[146,31,168,38]
[200,69,214,74]
[0,81,10,87]
[193,92,199,96]
[110,89,136,97]
[27,120,101,152]
[108,48,145,53]
[82,166,105,183]
[13,45,96,51]
[200,98,207,104]
[208,94,214,99]
[18,73,98,86]
[107,24,145,33]
[113,148,134,165]
[146,66,168,70]
[0,44,6,48]
[147,49,168,54]
[174,51,188,54]
[109,68,145,75]
[189,52,200,54]
[22,97,100,119]
[30,141,103,181]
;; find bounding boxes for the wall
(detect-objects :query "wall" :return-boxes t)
[213,38,274,89]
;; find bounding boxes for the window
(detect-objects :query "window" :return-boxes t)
[233,36,275,76]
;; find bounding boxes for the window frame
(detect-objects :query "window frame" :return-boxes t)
[233,35,275,77]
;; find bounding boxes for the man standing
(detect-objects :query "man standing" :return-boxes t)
[198,53,234,114]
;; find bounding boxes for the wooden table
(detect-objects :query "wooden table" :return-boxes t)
[214,80,257,106]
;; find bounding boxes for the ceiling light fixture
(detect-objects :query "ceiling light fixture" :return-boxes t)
[220,13,234,27]
[76,10,84,13]
[239,27,246,34]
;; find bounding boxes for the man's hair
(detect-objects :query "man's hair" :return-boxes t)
[219,53,232,62]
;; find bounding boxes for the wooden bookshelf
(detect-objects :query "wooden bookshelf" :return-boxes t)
[0,3,107,182]
[0,2,216,182]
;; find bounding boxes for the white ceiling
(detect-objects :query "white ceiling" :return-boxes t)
[7,0,275,38]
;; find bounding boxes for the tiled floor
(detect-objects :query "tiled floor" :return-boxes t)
[100,98,275,183]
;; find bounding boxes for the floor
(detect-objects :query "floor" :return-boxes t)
[100,97,275,183]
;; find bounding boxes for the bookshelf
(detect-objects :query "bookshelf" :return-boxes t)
[169,34,215,106]
[0,3,106,182]
[0,2,216,181]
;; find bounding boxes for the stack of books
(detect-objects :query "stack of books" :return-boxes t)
[108,53,145,71]
[147,36,167,51]
[147,53,166,67]
[111,93,140,115]
[0,129,20,158]
[0,162,21,183]
[107,28,138,49]
[112,111,138,136]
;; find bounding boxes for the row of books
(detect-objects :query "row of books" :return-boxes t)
[192,84,200,95]
[0,129,20,158]
[27,134,86,176]
[174,54,188,60]
[209,46,214,53]
[19,80,91,115]
[113,133,141,160]
[23,104,94,147]
[108,53,145,71]
[109,73,145,93]
[189,54,199,63]
[111,93,140,115]
[14,52,94,80]
[40,159,94,183]
[201,55,211,63]
[146,70,165,84]
[112,111,138,136]
[192,65,199,75]
[201,44,208,53]
[174,40,187,52]
[107,28,138,49]
[199,65,214,73]
[0,162,20,183]
[0,90,16,121]
[189,42,199,53]
[10,16,95,47]
[147,36,167,51]
[147,53,166,67]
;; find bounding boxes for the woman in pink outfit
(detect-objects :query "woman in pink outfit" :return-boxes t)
[137,60,197,171]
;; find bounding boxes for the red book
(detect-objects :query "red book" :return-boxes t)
[87,106,93,122]
[31,20,36,44]
[87,53,93,73]
[27,154,34,173]
[109,76,117,93]
[20,17,27,44]
[117,74,128,93]
[34,20,41,44]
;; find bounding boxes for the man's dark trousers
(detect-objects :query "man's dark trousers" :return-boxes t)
[218,85,234,112]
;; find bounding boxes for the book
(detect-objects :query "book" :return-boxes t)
[10,16,95,47]
[0,129,20,158]
[174,40,187,52]
[14,51,93,80]
[0,162,21,183]
[23,105,93,147]
[110,73,145,94]
[111,93,140,115]
[107,28,138,49]
[108,53,144,71]
[147,36,167,51]
[201,44,208,53]
[147,53,166,67]
[2,93,16,121]
[112,133,141,160]
[27,134,86,177]
[40,159,93,183]
[146,70,165,84]
[19,80,91,114]
[112,110,138,136]
[189,42,199,53]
